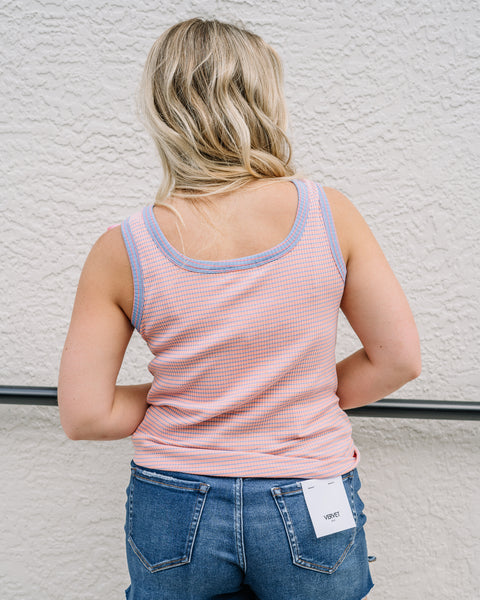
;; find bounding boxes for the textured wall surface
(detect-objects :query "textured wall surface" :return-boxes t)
[1,1,479,598]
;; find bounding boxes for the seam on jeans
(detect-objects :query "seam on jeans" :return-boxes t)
[134,473,208,492]
[234,478,247,572]
[274,488,301,496]
[342,470,354,481]
[348,474,358,522]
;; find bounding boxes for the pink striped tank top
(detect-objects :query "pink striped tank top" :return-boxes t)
[121,179,358,478]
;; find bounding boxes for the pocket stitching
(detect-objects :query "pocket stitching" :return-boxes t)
[128,472,210,573]
[271,475,358,574]
[134,473,209,492]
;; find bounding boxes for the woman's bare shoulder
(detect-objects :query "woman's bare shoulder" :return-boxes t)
[322,186,364,225]
[322,186,369,266]
[80,225,133,319]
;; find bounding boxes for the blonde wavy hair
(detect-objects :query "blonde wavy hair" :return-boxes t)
[139,18,295,204]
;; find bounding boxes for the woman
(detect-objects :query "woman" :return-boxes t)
[58,18,421,600]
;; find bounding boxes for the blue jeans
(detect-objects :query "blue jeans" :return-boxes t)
[125,462,373,599]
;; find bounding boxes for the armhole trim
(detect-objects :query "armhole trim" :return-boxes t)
[316,184,347,282]
[121,218,144,331]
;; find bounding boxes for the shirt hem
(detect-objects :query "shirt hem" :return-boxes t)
[131,447,359,480]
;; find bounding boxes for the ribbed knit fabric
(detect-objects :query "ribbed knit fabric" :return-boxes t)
[121,179,358,478]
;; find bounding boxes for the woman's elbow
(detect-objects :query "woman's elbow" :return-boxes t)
[372,339,421,388]
[60,418,107,441]
[64,428,84,441]
[58,411,88,441]
[58,397,102,441]
[404,355,422,382]
[395,344,422,384]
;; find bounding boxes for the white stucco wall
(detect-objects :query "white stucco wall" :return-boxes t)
[1,1,479,598]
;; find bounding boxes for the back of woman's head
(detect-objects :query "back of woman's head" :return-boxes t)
[139,18,295,203]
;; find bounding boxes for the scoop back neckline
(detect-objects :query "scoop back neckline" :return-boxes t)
[142,179,308,273]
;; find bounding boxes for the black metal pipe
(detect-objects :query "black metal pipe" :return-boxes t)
[346,399,480,420]
[0,386,58,406]
[0,386,479,420]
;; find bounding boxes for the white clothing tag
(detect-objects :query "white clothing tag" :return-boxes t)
[301,476,356,538]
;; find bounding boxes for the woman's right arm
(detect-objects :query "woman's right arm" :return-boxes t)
[325,187,421,410]
[58,227,151,440]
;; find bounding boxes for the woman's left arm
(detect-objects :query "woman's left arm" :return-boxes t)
[58,227,150,440]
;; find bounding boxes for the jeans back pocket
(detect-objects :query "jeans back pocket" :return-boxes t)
[271,470,363,574]
[127,466,210,573]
